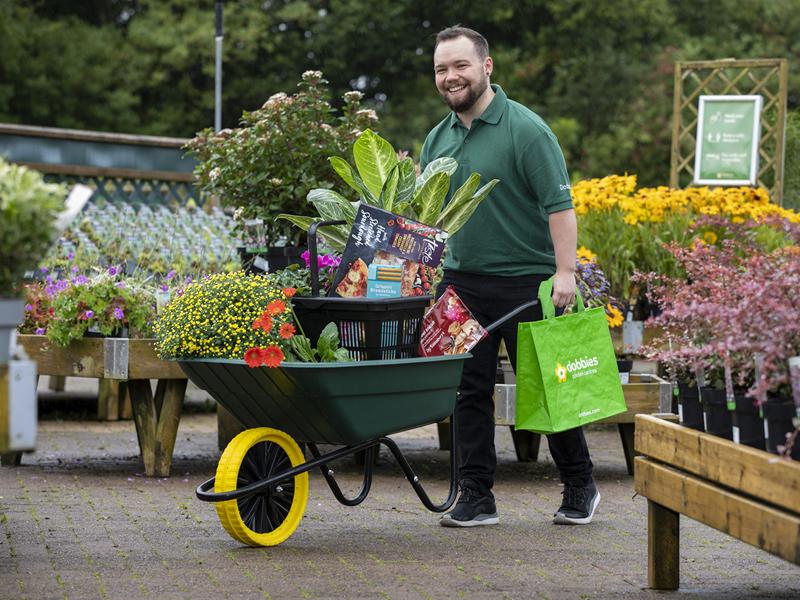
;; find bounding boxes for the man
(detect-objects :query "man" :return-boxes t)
[421,26,599,527]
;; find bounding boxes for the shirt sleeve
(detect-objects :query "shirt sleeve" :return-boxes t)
[517,127,573,214]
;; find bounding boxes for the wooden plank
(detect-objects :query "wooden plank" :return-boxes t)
[635,458,800,565]
[598,379,664,424]
[17,335,105,378]
[0,122,189,147]
[618,423,635,475]
[678,58,786,70]
[648,499,680,590]
[97,378,120,421]
[15,161,195,183]
[127,340,185,379]
[635,414,800,514]
[670,61,683,189]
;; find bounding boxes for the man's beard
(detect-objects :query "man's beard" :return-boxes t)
[442,77,489,113]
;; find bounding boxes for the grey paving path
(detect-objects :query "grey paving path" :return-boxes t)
[1,379,799,599]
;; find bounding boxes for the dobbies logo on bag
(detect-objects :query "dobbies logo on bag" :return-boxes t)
[555,356,599,382]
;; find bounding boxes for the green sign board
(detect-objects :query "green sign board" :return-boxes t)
[693,95,762,186]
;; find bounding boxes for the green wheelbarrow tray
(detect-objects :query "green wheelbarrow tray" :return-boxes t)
[178,353,470,446]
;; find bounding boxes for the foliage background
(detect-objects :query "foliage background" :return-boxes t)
[2,0,800,204]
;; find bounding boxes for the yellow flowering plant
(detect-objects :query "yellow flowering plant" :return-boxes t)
[573,174,800,309]
[154,271,296,365]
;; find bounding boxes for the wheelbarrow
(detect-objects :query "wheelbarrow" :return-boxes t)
[182,292,539,547]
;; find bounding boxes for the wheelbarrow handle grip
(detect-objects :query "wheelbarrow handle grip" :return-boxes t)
[483,298,540,334]
[308,219,347,297]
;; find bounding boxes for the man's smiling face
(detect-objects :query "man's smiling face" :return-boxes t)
[433,36,491,114]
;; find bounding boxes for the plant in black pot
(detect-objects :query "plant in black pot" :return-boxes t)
[186,71,378,273]
[0,158,66,364]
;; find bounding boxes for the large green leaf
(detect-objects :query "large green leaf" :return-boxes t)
[329,156,376,204]
[275,214,348,252]
[416,157,457,192]
[307,188,357,222]
[395,157,416,203]
[353,129,397,200]
[378,163,400,211]
[436,177,500,235]
[414,171,450,226]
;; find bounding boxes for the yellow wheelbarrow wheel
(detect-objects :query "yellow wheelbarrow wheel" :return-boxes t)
[214,427,308,547]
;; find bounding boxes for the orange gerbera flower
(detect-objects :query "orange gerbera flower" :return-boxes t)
[263,345,284,368]
[279,322,296,339]
[244,347,264,368]
[254,314,273,332]
[283,287,297,298]
[266,299,286,316]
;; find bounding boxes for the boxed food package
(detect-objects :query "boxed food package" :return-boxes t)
[332,205,447,298]
[418,286,488,356]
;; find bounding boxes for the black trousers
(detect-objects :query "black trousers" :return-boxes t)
[438,270,594,495]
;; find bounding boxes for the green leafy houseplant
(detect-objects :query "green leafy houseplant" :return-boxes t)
[276,129,499,251]
[0,157,66,296]
[185,71,379,248]
[46,271,156,346]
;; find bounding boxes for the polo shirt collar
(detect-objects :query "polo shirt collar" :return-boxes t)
[448,84,507,128]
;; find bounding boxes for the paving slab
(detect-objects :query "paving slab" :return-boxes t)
[1,378,799,599]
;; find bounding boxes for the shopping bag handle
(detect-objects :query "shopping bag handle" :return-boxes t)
[307,219,347,297]
[538,276,585,320]
[484,299,539,334]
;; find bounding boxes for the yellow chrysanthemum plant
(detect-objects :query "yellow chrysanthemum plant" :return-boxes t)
[572,174,800,312]
[154,271,297,367]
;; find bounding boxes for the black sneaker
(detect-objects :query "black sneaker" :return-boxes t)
[553,483,600,525]
[440,484,499,527]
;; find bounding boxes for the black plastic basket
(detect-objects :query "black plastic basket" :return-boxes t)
[292,219,431,361]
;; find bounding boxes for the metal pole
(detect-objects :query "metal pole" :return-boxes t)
[214,2,223,132]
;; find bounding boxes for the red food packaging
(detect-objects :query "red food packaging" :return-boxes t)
[417,286,488,357]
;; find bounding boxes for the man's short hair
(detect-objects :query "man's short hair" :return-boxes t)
[435,26,489,61]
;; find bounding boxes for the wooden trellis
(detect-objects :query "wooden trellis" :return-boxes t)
[670,59,789,204]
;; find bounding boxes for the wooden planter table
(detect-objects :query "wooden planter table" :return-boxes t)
[7,335,188,477]
[634,414,800,590]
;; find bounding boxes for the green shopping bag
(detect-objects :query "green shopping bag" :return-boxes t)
[515,277,626,434]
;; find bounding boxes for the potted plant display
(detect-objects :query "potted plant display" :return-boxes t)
[185,70,378,273]
[0,158,66,363]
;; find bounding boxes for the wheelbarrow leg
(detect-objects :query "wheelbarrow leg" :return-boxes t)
[308,442,376,506]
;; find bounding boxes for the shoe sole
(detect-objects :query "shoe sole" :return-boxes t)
[440,514,499,527]
[553,491,601,525]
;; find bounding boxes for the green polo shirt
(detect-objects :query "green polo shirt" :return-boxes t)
[420,85,573,276]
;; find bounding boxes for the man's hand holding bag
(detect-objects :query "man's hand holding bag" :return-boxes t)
[515,277,627,434]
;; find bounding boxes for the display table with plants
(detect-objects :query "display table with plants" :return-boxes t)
[634,413,800,590]
[5,334,188,477]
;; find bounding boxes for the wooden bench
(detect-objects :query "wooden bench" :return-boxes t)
[634,414,800,590]
[4,335,188,477]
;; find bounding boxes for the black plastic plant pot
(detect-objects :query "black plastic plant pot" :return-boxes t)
[700,387,733,440]
[238,246,305,275]
[761,397,800,458]
[677,383,704,431]
[616,360,633,384]
[729,393,766,450]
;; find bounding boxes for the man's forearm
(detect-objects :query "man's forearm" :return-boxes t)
[549,208,577,274]
[548,208,577,307]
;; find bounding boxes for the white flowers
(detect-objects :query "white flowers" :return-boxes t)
[356,108,378,121]
[209,167,221,182]
[343,90,364,103]
[262,92,288,108]
[302,70,323,81]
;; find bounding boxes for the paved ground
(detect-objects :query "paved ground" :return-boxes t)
[1,378,799,600]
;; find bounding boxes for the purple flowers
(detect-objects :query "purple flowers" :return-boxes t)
[35,328,45,335]
[84,310,95,319]
[25,303,32,312]
[166,270,177,281]
[301,250,341,270]
[107,266,118,276]
[113,307,125,320]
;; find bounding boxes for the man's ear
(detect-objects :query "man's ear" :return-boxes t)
[484,56,494,77]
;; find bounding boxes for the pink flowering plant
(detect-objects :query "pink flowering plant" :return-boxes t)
[43,266,156,346]
[640,233,800,401]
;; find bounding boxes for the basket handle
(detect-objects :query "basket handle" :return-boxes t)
[308,219,347,297]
